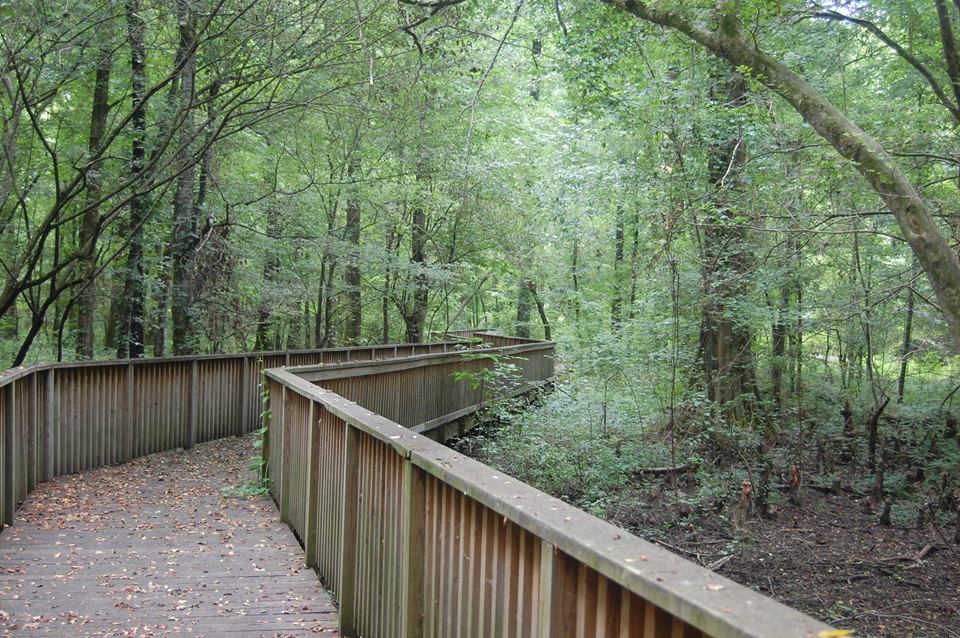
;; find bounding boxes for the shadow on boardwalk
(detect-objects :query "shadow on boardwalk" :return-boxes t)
[0,436,338,636]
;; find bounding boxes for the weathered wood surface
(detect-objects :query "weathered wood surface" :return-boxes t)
[267,353,834,638]
[0,334,546,528]
[0,436,338,637]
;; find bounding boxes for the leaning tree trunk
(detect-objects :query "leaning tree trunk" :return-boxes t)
[531,280,552,340]
[602,2,960,351]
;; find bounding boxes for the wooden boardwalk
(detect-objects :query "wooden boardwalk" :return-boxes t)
[0,436,338,637]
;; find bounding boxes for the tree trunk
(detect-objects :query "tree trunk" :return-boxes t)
[603,2,960,350]
[116,0,148,359]
[611,206,625,330]
[170,0,198,355]
[406,205,428,343]
[321,259,336,347]
[771,285,789,412]
[148,241,172,357]
[314,249,333,348]
[531,281,551,340]
[75,44,112,360]
[698,68,758,415]
[254,205,281,351]
[898,259,917,403]
[382,227,393,344]
[627,208,640,320]
[343,160,362,343]
[515,277,532,338]
[571,238,581,325]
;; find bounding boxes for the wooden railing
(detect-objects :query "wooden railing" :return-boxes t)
[0,338,489,528]
[266,336,834,638]
[0,332,834,637]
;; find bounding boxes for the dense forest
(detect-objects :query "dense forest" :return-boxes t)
[3,0,960,634]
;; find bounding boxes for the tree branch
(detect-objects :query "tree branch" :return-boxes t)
[815,8,960,122]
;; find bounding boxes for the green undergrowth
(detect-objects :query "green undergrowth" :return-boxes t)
[222,425,271,498]
[457,374,960,537]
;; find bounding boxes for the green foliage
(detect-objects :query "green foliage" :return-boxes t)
[1,0,959,527]
[224,376,273,497]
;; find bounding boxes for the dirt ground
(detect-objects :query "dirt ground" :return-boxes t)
[605,487,960,638]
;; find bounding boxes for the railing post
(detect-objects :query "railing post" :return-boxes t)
[43,369,55,481]
[278,385,289,522]
[3,382,16,526]
[238,356,249,436]
[122,364,134,463]
[28,373,37,491]
[188,360,198,448]
[303,401,318,567]
[537,541,556,638]
[338,424,360,637]
[261,374,271,492]
[401,459,426,638]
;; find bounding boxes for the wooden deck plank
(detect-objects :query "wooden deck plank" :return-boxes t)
[0,436,339,637]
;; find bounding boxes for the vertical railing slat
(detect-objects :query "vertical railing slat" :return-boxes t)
[2,382,13,525]
[401,459,426,638]
[339,424,361,637]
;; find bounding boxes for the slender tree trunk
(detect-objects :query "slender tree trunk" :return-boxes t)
[897,259,917,403]
[611,206,625,330]
[771,285,789,412]
[407,205,428,342]
[934,0,960,109]
[531,281,551,340]
[75,43,111,359]
[170,0,198,355]
[322,259,336,346]
[343,160,362,343]
[314,257,333,348]
[149,242,172,356]
[304,301,312,348]
[515,277,532,338]
[117,0,148,359]
[627,208,640,320]
[254,205,281,351]
[571,238,581,325]
[382,227,394,344]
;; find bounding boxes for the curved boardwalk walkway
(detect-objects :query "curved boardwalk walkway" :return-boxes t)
[0,437,338,637]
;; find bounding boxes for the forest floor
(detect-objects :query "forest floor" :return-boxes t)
[602,482,959,637]
[451,414,960,638]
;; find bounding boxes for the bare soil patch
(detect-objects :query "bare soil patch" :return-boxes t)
[606,487,960,638]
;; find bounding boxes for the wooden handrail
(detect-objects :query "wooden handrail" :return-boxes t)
[0,332,835,638]
[0,335,507,528]
[264,339,834,638]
